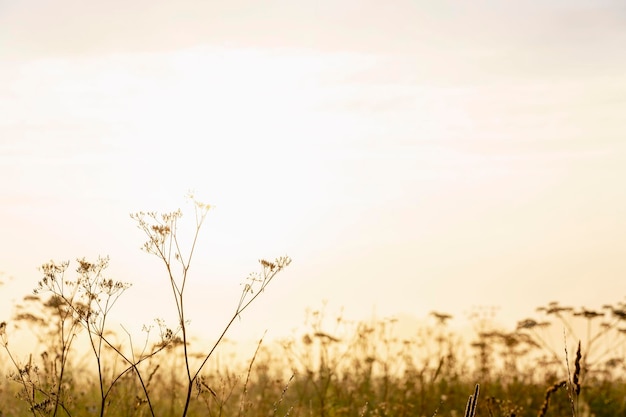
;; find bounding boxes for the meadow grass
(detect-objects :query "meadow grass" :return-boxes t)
[1,198,625,416]
[3,300,626,417]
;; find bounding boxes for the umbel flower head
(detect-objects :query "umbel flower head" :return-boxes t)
[0,321,7,346]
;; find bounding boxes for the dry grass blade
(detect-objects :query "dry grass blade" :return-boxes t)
[573,341,582,396]
[272,374,295,417]
[537,380,566,417]
[464,384,480,417]
[564,338,583,417]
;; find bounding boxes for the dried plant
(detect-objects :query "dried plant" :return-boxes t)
[464,384,480,417]
[565,340,584,417]
[518,300,626,379]
[130,193,291,417]
[1,194,290,417]
[537,380,566,417]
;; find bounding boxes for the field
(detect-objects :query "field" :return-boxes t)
[2,200,625,417]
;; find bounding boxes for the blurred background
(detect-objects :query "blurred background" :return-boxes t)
[1,0,626,349]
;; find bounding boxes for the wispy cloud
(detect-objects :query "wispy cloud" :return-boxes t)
[2,0,625,61]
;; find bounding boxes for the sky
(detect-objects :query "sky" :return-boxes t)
[1,0,626,349]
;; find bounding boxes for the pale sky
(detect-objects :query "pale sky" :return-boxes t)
[1,1,626,347]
